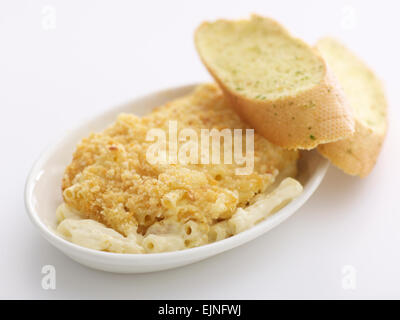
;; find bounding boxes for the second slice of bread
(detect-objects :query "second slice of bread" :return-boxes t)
[316,38,388,177]
[195,15,355,150]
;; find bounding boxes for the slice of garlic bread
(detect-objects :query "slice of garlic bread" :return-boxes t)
[316,38,387,177]
[195,15,355,150]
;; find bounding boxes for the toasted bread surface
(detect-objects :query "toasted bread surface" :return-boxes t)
[316,38,387,177]
[195,15,355,149]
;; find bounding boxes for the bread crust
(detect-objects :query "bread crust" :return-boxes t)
[195,17,355,150]
[318,120,386,177]
[315,37,388,177]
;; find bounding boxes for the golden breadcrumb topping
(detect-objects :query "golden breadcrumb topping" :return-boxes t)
[62,84,299,236]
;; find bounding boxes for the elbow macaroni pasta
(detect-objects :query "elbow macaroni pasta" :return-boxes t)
[56,178,303,253]
[57,84,301,254]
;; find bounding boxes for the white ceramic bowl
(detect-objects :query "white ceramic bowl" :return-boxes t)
[25,84,329,273]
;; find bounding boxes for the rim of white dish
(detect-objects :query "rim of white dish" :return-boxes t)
[24,83,329,263]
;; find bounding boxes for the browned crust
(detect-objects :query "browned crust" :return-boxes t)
[194,17,355,150]
[318,119,387,177]
[315,37,388,177]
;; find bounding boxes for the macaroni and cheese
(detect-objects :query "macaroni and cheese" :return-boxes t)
[57,84,302,253]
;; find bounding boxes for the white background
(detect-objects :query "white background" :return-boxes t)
[1,0,399,299]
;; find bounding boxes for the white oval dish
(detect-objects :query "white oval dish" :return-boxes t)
[25,84,329,273]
